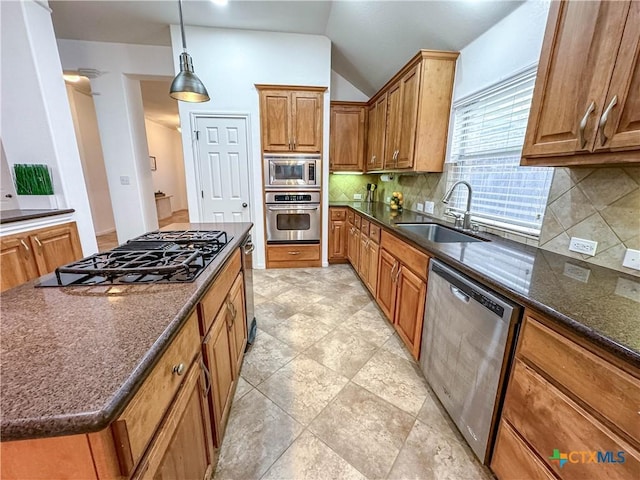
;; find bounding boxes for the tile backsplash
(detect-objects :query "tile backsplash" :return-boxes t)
[538,166,640,277]
[328,174,379,201]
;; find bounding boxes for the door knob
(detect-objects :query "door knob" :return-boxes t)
[242,202,248,208]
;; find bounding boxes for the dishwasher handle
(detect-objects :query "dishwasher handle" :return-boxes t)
[450,285,470,303]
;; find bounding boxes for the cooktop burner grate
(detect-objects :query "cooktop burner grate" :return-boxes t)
[37,230,233,287]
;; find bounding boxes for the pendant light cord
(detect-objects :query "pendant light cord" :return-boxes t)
[178,0,187,52]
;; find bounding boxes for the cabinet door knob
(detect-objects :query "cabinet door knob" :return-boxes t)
[172,363,185,376]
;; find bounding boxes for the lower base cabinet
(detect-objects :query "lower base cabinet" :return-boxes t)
[134,356,214,480]
[266,243,321,268]
[491,310,640,480]
[376,231,429,360]
[0,221,82,292]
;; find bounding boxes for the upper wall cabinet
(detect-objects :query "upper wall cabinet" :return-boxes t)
[256,86,326,153]
[329,102,367,172]
[522,0,640,167]
[367,50,459,173]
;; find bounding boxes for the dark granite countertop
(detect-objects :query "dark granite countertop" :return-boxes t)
[331,202,640,367]
[0,222,252,441]
[0,208,75,224]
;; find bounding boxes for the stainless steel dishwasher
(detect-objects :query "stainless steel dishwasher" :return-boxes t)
[420,259,521,463]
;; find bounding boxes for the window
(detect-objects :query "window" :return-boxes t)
[446,66,553,235]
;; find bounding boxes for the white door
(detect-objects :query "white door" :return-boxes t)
[195,116,251,222]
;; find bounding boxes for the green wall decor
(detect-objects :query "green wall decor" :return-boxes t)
[13,164,54,195]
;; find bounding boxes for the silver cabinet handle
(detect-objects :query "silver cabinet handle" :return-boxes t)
[20,239,29,251]
[172,363,185,376]
[394,264,402,283]
[390,261,398,281]
[199,359,211,396]
[33,236,43,248]
[598,95,618,146]
[578,101,596,149]
[287,251,301,255]
[293,137,296,149]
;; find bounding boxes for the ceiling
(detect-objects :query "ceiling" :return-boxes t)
[53,0,523,127]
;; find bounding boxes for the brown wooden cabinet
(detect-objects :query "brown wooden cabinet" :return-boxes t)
[368,50,458,173]
[257,86,325,153]
[377,230,429,359]
[522,0,640,166]
[198,250,246,447]
[133,356,214,480]
[330,102,367,172]
[346,212,361,269]
[491,309,640,480]
[0,222,82,292]
[328,208,348,263]
[365,95,387,171]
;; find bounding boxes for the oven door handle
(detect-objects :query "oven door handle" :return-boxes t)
[267,205,320,211]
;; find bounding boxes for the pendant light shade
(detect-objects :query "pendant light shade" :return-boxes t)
[170,0,209,103]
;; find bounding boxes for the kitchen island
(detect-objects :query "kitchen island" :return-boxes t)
[0,222,252,479]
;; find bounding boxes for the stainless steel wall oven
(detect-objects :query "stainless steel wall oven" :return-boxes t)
[265,191,320,244]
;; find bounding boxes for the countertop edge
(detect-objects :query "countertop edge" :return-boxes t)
[331,203,640,369]
[0,224,253,442]
[0,209,76,225]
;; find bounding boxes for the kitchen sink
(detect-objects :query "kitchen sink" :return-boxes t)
[395,223,485,243]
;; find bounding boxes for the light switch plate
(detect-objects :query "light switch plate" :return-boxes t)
[353,193,362,200]
[416,202,424,212]
[569,237,598,256]
[119,175,130,186]
[424,201,435,214]
[622,248,640,271]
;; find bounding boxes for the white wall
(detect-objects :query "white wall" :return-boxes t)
[1,0,97,254]
[66,85,116,235]
[57,39,175,243]
[145,119,188,212]
[452,0,550,102]
[170,26,332,269]
[330,70,369,102]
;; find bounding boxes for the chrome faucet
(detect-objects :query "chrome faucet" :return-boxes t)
[442,181,473,230]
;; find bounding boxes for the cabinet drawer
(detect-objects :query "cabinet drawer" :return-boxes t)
[503,359,640,480]
[369,223,381,243]
[518,314,640,443]
[360,219,370,236]
[380,230,429,281]
[491,420,556,480]
[199,249,241,335]
[113,311,200,475]
[267,244,320,262]
[330,208,347,221]
[347,210,355,224]
[354,215,361,229]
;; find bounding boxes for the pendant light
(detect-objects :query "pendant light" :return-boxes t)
[169,0,210,102]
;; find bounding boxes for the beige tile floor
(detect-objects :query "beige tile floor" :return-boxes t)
[215,264,493,480]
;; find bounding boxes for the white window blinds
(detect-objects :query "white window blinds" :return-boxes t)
[447,66,553,234]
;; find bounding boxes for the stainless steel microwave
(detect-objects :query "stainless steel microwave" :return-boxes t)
[264,154,321,189]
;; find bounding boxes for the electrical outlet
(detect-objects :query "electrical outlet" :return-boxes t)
[386,196,391,203]
[569,237,598,256]
[416,202,424,212]
[353,193,362,200]
[424,201,435,214]
[119,175,130,186]
[622,248,640,271]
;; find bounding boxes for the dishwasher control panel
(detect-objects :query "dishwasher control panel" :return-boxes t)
[470,291,505,317]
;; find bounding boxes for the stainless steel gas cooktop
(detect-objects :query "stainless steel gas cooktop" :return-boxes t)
[37,230,232,287]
